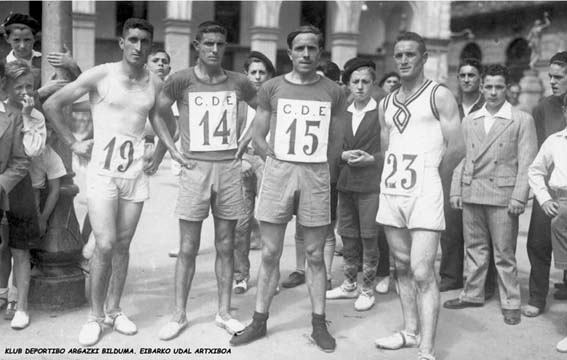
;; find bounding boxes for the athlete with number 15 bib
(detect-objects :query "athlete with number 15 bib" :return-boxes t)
[373,32,464,360]
[230,25,346,353]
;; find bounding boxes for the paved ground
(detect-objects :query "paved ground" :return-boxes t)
[1,158,567,360]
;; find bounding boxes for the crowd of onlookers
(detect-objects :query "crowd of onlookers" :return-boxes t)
[1,9,567,355]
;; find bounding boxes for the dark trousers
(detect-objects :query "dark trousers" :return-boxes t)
[526,200,552,309]
[440,203,464,287]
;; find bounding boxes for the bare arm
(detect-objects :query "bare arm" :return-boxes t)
[436,86,465,182]
[378,98,390,156]
[43,66,106,155]
[251,105,272,160]
[38,177,61,234]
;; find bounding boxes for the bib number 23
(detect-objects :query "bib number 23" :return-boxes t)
[381,152,424,196]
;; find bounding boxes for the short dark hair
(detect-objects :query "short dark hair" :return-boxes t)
[317,61,341,82]
[378,72,400,88]
[287,25,324,49]
[550,51,567,68]
[122,18,154,40]
[4,59,32,87]
[244,51,275,76]
[483,64,509,84]
[2,13,40,36]
[148,47,170,63]
[458,58,483,76]
[395,32,426,54]
[195,21,227,42]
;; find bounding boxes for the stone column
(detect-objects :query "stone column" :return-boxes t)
[31,0,84,311]
[164,0,193,73]
[409,1,451,84]
[250,1,282,68]
[72,0,96,70]
[329,1,363,69]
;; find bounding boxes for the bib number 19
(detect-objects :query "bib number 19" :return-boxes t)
[103,136,134,172]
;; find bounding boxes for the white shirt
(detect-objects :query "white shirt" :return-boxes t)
[475,101,512,134]
[347,97,377,134]
[529,128,567,205]
[6,49,42,67]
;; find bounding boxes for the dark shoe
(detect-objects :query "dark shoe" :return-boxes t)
[443,298,483,310]
[229,312,267,346]
[311,313,336,352]
[502,309,521,325]
[554,288,567,300]
[439,281,463,292]
[282,271,305,288]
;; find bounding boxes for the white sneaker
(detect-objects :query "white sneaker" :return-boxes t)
[159,318,188,341]
[78,320,102,347]
[354,289,375,311]
[215,313,245,335]
[557,336,567,352]
[10,311,30,329]
[104,312,137,335]
[375,276,390,294]
[326,281,359,299]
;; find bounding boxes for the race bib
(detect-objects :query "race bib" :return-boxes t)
[93,134,144,178]
[188,91,238,152]
[380,151,425,196]
[273,99,330,163]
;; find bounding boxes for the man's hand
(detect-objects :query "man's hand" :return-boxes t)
[541,199,560,218]
[46,44,75,69]
[450,196,462,210]
[508,199,526,215]
[241,159,253,179]
[170,150,195,170]
[347,150,375,167]
[70,139,94,160]
[21,95,34,116]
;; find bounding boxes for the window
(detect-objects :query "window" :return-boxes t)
[116,1,148,36]
[214,1,241,44]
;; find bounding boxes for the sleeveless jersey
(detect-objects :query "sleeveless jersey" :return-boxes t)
[89,63,156,179]
[380,79,444,196]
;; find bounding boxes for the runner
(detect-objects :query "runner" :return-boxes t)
[373,32,464,360]
[229,25,346,352]
[43,18,161,346]
[147,21,257,341]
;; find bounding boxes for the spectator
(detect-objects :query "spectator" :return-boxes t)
[528,93,567,352]
[523,51,567,317]
[444,64,537,326]
[233,51,275,295]
[378,72,400,93]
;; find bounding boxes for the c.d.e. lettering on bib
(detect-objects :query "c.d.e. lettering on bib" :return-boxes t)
[273,98,330,163]
[188,91,238,152]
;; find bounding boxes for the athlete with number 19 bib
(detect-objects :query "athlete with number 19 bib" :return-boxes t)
[44,19,162,347]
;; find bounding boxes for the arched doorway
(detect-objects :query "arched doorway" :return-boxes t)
[506,38,530,84]
[460,42,482,62]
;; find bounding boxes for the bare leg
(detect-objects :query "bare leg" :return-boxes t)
[255,222,286,313]
[105,200,144,314]
[303,225,328,315]
[409,230,441,356]
[10,248,30,312]
[213,217,236,317]
[384,226,419,335]
[173,220,203,318]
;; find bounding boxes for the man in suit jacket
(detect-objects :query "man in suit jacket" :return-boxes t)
[444,64,537,326]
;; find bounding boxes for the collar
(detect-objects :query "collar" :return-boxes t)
[347,97,377,115]
[474,101,512,120]
[6,49,42,64]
